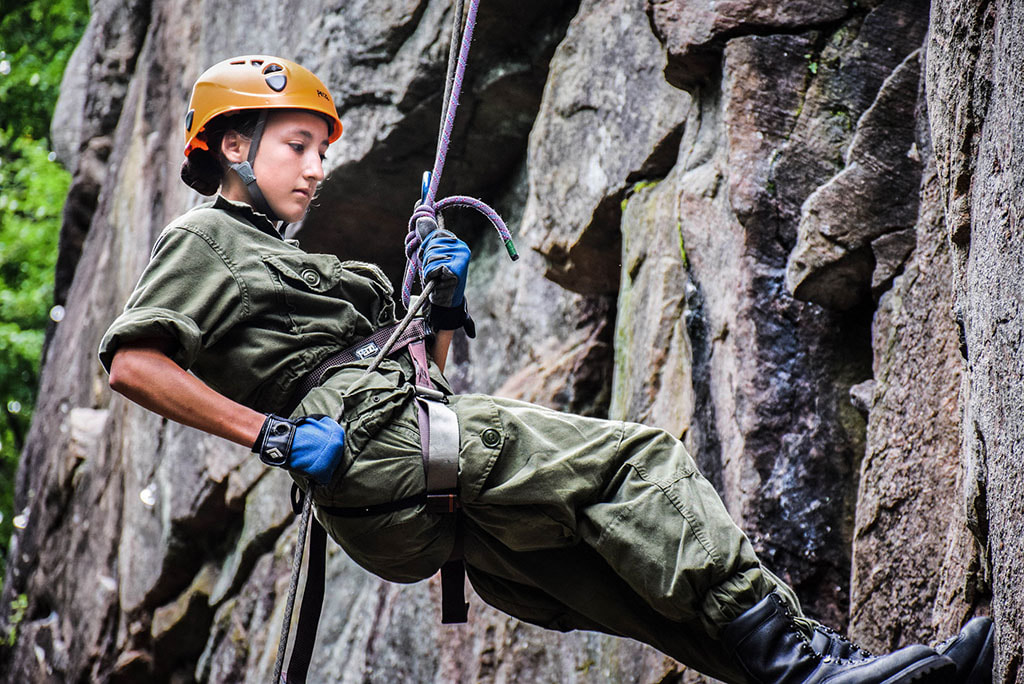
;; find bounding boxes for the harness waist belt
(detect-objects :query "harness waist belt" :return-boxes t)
[288,318,429,410]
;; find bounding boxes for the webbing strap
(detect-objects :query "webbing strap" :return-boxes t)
[284,507,327,683]
[229,110,282,225]
[286,318,429,414]
[409,339,468,623]
[440,522,468,623]
[408,338,433,389]
[422,398,459,494]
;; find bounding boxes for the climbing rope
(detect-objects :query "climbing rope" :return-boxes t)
[274,2,518,681]
[273,484,314,684]
[401,0,518,309]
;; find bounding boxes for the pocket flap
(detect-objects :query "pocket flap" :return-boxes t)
[264,253,343,293]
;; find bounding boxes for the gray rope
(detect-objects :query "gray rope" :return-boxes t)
[438,0,466,153]
[273,480,314,684]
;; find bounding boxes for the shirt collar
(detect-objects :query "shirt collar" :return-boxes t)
[213,194,283,240]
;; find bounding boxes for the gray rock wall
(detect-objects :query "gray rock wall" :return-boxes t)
[2,0,1018,682]
[929,1,1024,679]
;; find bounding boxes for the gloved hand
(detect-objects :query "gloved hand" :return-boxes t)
[416,220,475,336]
[419,227,471,308]
[252,414,345,486]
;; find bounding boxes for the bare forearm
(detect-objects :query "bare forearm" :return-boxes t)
[432,329,454,372]
[109,344,265,448]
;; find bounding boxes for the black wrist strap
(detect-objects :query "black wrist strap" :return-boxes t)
[428,300,476,338]
[252,415,272,452]
[253,414,297,467]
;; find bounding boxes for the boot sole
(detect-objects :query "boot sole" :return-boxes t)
[881,655,957,684]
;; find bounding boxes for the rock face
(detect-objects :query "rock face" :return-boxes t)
[929,1,1024,678]
[2,0,1019,682]
[518,0,689,295]
[787,50,923,310]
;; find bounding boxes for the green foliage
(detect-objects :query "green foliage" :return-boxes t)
[676,219,689,270]
[0,0,90,139]
[5,593,27,646]
[0,0,89,580]
[0,132,67,569]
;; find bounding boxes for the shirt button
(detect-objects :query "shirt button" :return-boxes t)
[301,269,321,287]
[481,428,501,447]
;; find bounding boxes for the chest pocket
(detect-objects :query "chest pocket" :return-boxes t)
[263,253,354,337]
[265,253,342,292]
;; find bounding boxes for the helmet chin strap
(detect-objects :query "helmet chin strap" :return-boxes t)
[229,110,283,226]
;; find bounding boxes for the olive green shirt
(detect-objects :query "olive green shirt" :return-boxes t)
[99,195,408,413]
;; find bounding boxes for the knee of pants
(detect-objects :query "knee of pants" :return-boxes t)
[582,428,766,622]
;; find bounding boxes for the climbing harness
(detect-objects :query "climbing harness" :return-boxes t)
[288,318,430,402]
[273,1,518,681]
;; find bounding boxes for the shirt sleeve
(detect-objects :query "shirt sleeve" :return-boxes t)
[98,225,247,373]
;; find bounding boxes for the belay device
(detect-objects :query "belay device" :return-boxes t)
[273,1,519,681]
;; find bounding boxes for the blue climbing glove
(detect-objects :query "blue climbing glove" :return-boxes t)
[252,414,345,487]
[419,227,471,307]
[416,220,475,336]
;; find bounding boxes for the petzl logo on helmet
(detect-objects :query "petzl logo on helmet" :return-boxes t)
[316,89,330,101]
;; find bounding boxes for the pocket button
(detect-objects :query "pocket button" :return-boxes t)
[301,269,321,287]
[481,428,501,447]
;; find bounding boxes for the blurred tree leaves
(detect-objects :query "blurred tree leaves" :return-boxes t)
[0,0,89,578]
[1,0,88,138]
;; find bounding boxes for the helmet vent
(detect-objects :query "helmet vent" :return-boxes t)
[185,109,194,132]
[266,73,287,92]
[263,64,283,74]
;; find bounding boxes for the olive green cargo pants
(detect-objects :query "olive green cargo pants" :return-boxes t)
[307,388,806,682]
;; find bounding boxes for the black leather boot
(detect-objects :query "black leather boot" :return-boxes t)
[722,593,956,683]
[935,616,994,684]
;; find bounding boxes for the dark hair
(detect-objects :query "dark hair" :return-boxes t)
[180,111,261,195]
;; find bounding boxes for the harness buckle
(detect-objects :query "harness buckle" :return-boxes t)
[426,493,461,514]
[414,385,448,403]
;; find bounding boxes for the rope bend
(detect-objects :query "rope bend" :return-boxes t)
[402,197,517,307]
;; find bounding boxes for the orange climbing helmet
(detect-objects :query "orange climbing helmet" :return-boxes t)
[183,55,343,158]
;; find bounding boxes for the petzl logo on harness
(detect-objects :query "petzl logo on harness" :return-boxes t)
[356,342,380,359]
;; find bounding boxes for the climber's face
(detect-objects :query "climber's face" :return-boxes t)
[224,109,330,223]
[255,110,330,222]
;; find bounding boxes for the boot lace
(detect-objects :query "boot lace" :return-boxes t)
[813,623,875,661]
[932,633,959,653]
[772,594,874,666]
[773,594,821,660]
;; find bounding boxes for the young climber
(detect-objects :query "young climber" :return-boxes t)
[100,55,993,684]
